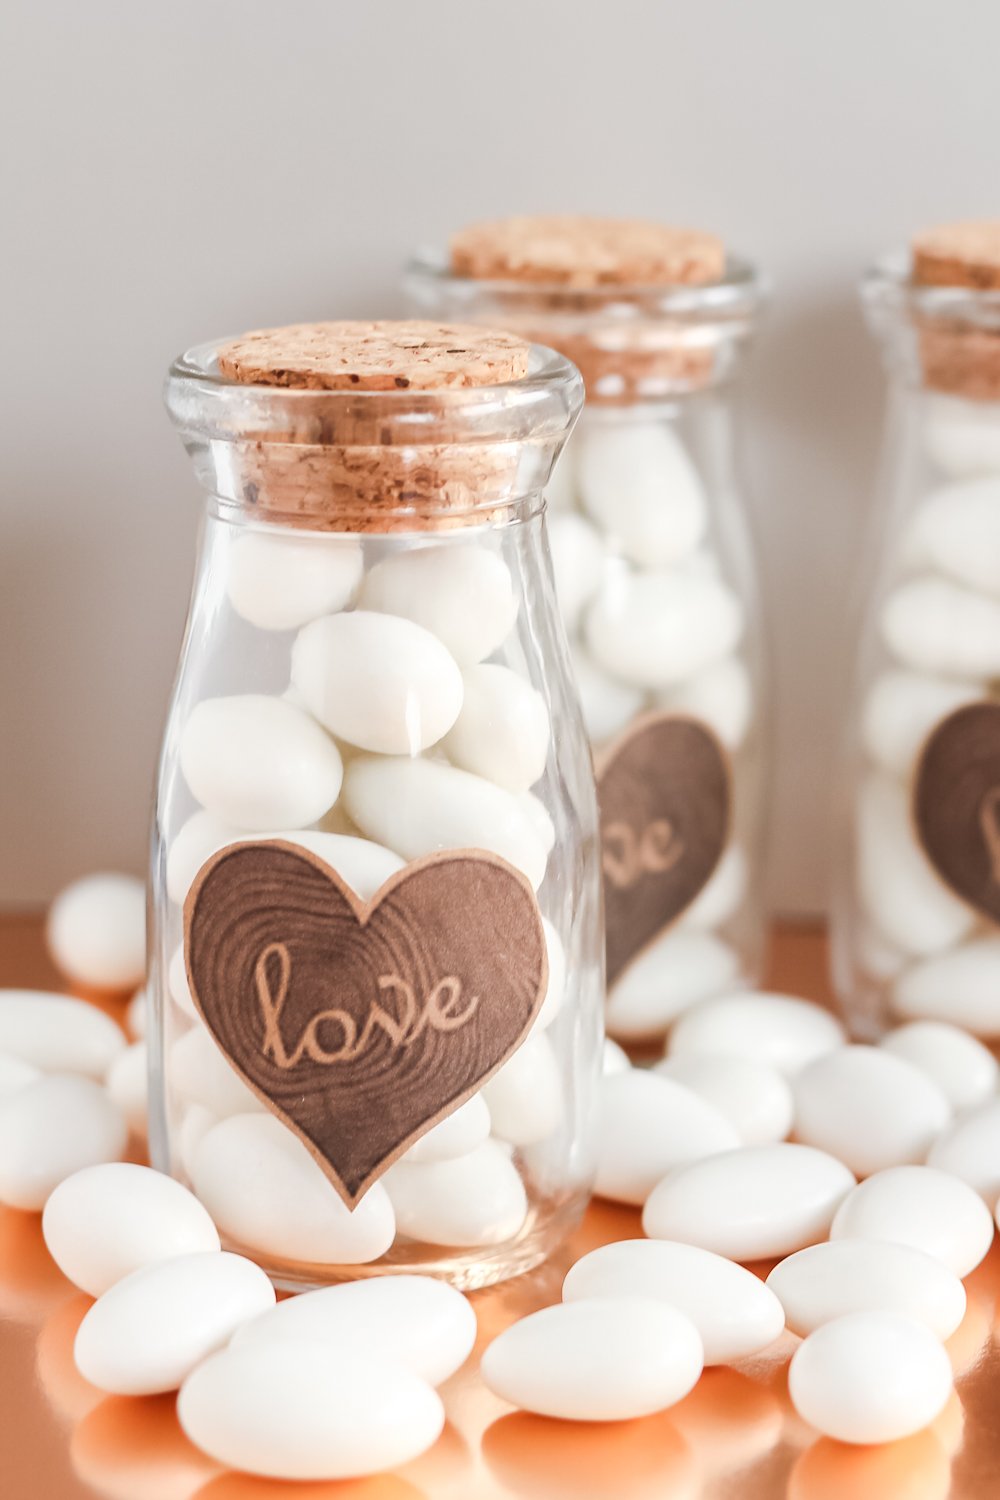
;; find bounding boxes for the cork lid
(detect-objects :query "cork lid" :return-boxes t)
[418,216,760,402]
[166,321,581,533]
[217,320,530,391]
[450,215,725,289]
[913,221,1000,291]
[904,223,1000,400]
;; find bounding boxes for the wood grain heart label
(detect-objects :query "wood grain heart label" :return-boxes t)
[183,841,548,1207]
[597,712,731,987]
[913,701,1000,926]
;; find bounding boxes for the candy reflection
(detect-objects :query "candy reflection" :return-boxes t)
[71,1393,221,1500]
[35,1292,101,1422]
[482,1410,699,1500]
[788,1430,951,1500]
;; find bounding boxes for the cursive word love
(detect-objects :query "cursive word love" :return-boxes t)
[980,787,1000,885]
[254,943,480,1069]
[603,818,685,891]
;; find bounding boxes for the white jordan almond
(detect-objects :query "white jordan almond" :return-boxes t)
[0,1075,127,1211]
[481,1297,703,1421]
[594,1070,739,1206]
[831,1165,994,1277]
[291,611,464,755]
[605,931,741,1040]
[577,421,707,569]
[766,1238,966,1341]
[0,991,125,1079]
[880,1021,999,1113]
[47,874,146,992]
[383,1140,527,1248]
[585,570,744,690]
[359,543,518,665]
[227,529,363,630]
[656,1055,793,1145]
[442,663,550,792]
[792,1046,950,1177]
[668,992,845,1076]
[881,575,1000,678]
[564,1239,785,1363]
[894,939,1000,1037]
[643,1144,856,1261]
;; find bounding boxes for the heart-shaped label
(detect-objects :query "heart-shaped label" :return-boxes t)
[184,841,548,1207]
[913,701,1000,926]
[597,713,731,987]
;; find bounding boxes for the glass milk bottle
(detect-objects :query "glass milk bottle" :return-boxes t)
[152,320,601,1290]
[833,224,1000,1041]
[407,217,769,1057]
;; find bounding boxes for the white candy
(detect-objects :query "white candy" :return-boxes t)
[881,575,1000,678]
[535,918,566,1030]
[232,1275,476,1385]
[0,1075,126,1210]
[170,1027,263,1117]
[788,1311,953,1446]
[180,695,343,830]
[74,1250,275,1396]
[0,991,125,1078]
[593,1071,739,1206]
[179,1341,443,1480]
[264,829,404,900]
[177,1103,216,1179]
[482,1034,562,1146]
[903,477,1000,597]
[359,543,517,665]
[831,1165,994,1277]
[481,1297,703,1422]
[548,513,605,630]
[569,644,644,744]
[0,1051,40,1096]
[678,844,749,931]
[655,1056,793,1146]
[165,810,239,904]
[605,931,741,1040]
[577,421,707,569]
[894,939,1000,1036]
[105,1042,148,1135]
[602,1038,631,1074]
[47,874,146,992]
[343,755,547,889]
[668,992,845,1076]
[402,1093,491,1164]
[383,1139,527,1247]
[861,669,981,778]
[766,1239,967,1341]
[643,1144,856,1260]
[442,663,550,793]
[856,773,974,957]
[563,1239,784,1364]
[227,529,363,630]
[291,611,463,755]
[42,1162,220,1298]
[880,1021,999,1113]
[518,790,556,855]
[656,656,754,752]
[192,1114,395,1264]
[168,944,198,1021]
[585,570,744,690]
[927,1100,1000,1205]
[924,394,1000,478]
[124,988,148,1041]
[858,920,909,981]
[792,1045,950,1178]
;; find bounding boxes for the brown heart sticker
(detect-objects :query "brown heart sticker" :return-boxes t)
[914,701,1000,926]
[597,712,731,987]
[184,841,548,1207]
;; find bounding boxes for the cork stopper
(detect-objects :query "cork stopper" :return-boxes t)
[913,222,1000,291]
[217,320,530,390]
[443,216,733,399]
[911,222,1000,400]
[450,215,725,288]
[167,321,580,534]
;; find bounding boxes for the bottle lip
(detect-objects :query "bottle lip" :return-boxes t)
[863,250,1000,334]
[165,336,583,449]
[406,247,766,320]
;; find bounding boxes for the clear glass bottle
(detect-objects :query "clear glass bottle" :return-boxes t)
[832,246,1000,1041]
[151,322,601,1290]
[407,230,769,1058]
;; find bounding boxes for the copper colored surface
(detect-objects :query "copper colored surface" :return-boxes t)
[2,917,1000,1499]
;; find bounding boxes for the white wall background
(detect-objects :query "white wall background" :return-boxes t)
[2,0,998,910]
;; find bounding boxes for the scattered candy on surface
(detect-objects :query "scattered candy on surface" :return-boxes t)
[46,874,146,992]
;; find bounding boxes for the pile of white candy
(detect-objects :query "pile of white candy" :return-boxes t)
[163,530,578,1260]
[4,874,1000,1478]
[856,395,1000,1034]
[547,419,759,1040]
